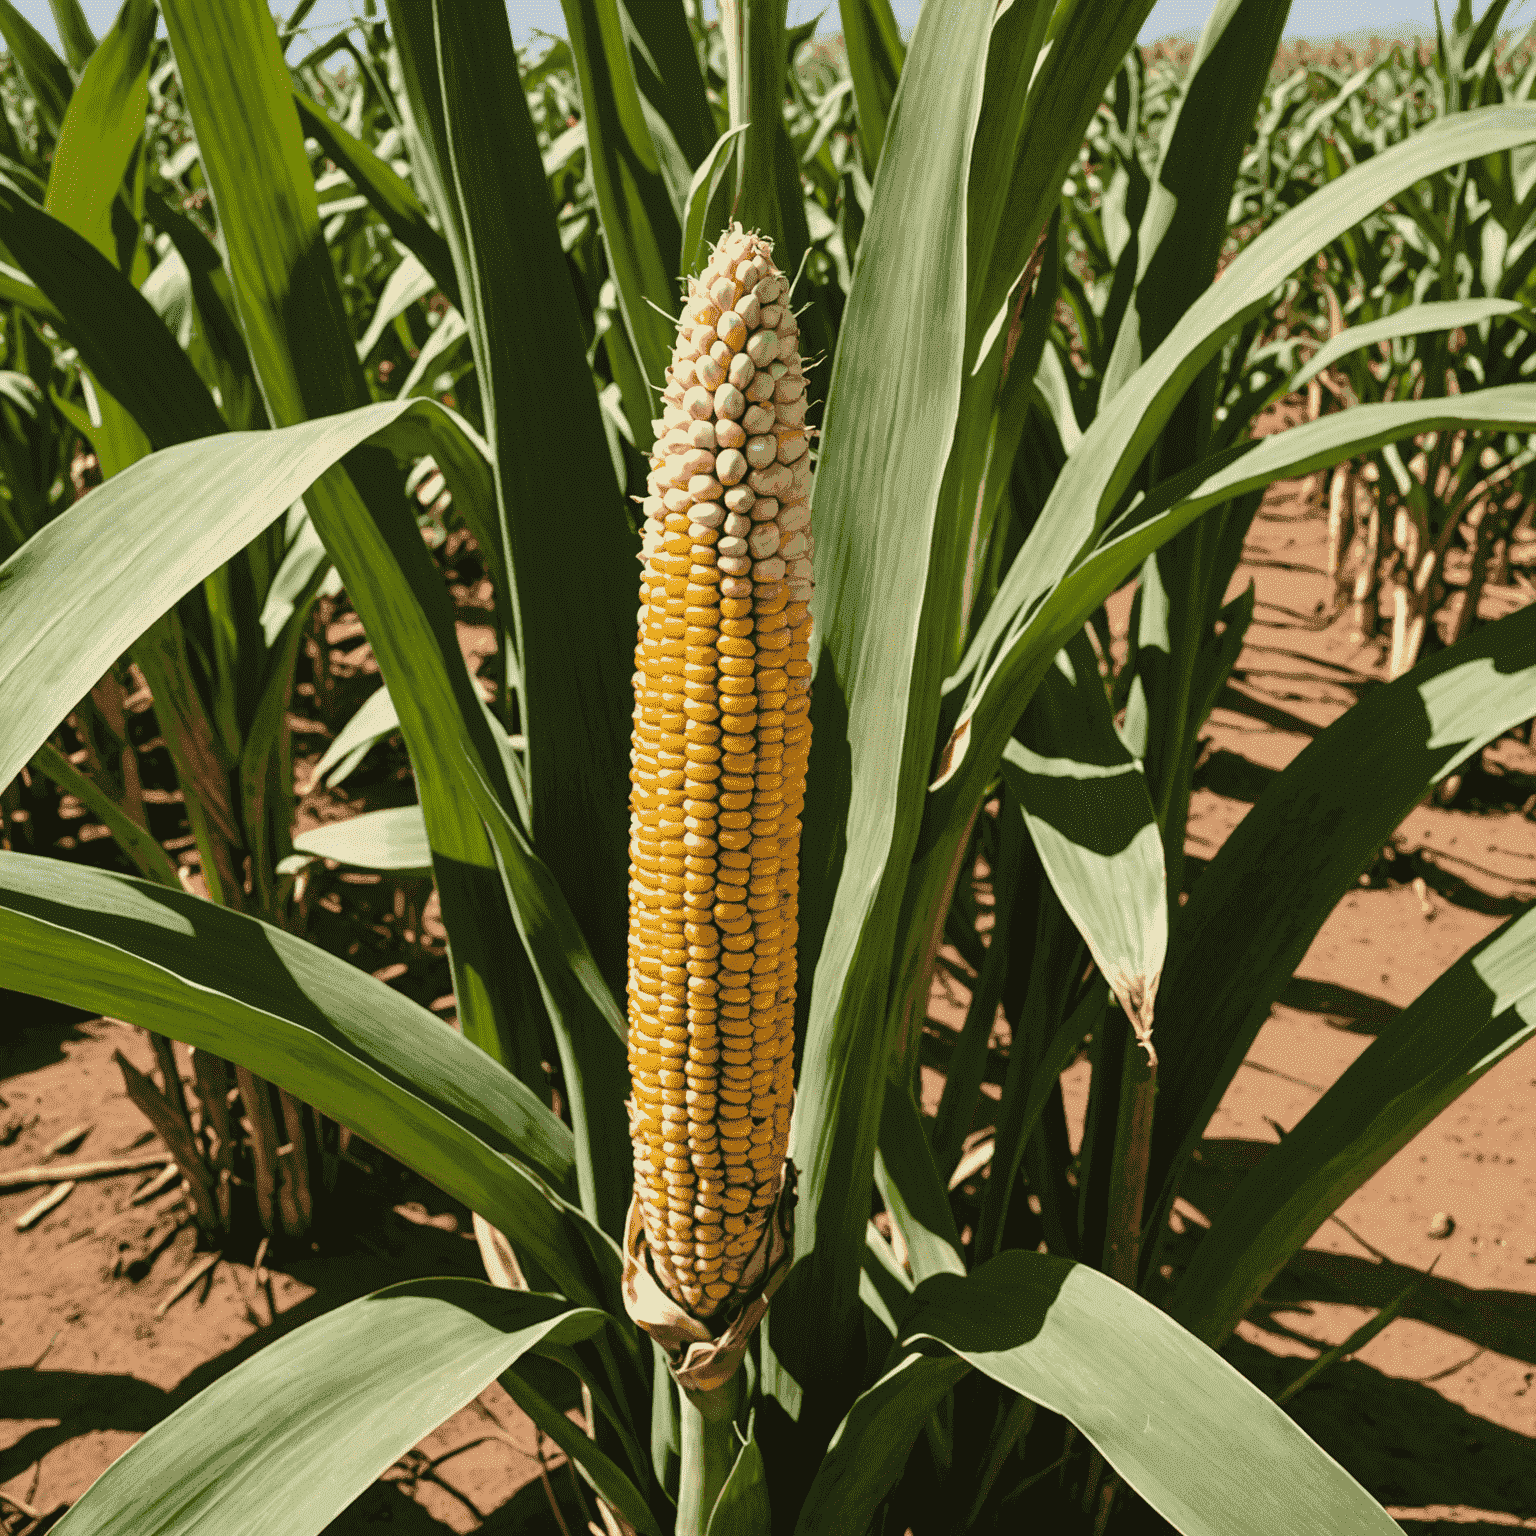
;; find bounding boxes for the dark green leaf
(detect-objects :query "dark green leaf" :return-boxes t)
[1149,600,1536,1246]
[52,1280,607,1536]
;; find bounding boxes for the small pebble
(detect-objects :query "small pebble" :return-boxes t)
[1428,1212,1455,1240]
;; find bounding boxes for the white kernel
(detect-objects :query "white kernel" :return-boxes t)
[688,300,721,327]
[749,464,791,497]
[750,525,780,558]
[754,557,786,581]
[689,521,718,541]
[672,358,698,388]
[720,576,753,598]
[693,324,717,352]
[689,474,723,502]
[718,555,751,575]
[717,420,746,448]
[716,449,748,485]
[737,293,761,329]
[696,355,725,389]
[691,501,726,529]
[689,420,717,450]
[746,330,779,366]
[723,484,756,515]
[681,447,716,479]
[718,311,747,350]
[727,352,754,390]
[714,383,746,420]
[724,512,751,537]
[709,277,737,308]
[735,259,763,286]
[642,495,664,519]
[683,386,713,420]
[664,487,693,513]
[717,535,748,558]
[745,435,777,469]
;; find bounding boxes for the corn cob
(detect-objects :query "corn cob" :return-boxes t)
[627,226,813,1321]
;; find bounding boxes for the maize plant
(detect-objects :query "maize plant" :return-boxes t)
[4,1,1536,1533]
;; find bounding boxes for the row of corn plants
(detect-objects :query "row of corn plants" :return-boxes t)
[2,0,1536,1532]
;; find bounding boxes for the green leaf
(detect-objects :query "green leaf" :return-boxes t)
[501,1362,665,1536]
[356,250,436,361]
[1291,296,1528,388]
[293,89,460,304]
[873,1075,966,1284]
[0,0,72,133]
[52,1280,607,1536]
[29,741,180,887]
[0,399,475,797]
[1099,0,1292,406]
[559,0,684,396]
[0,173,226,448]
[1157,636,1536,1338]
[773,0,997,1418]
[305,682,400,791]
[681,123,751,278]
[456,752,632,1239]
[901,1254,1400,1535]
[425,1,640,990]
[162,0,533,1074]
[705,1429,774,1536]
[0,853,629,1307]
[1001,630,1166,1041]
[966,0,1153,364]
[955,104,1536,786]
[43,0,155,263]
[721,0,789,241]
[292,805,432,874]
[839,0,905,170]
[794,1352,969,1536]
[49,0,97,74]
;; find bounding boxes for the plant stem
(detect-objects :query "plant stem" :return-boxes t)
[676,1374,742,1536]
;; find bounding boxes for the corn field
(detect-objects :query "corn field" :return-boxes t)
[1,0,1534,1533]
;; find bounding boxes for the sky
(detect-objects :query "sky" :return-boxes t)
[6,0,1515,53]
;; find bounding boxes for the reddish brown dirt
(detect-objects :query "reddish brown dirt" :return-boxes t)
[3,483,1535,1532]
